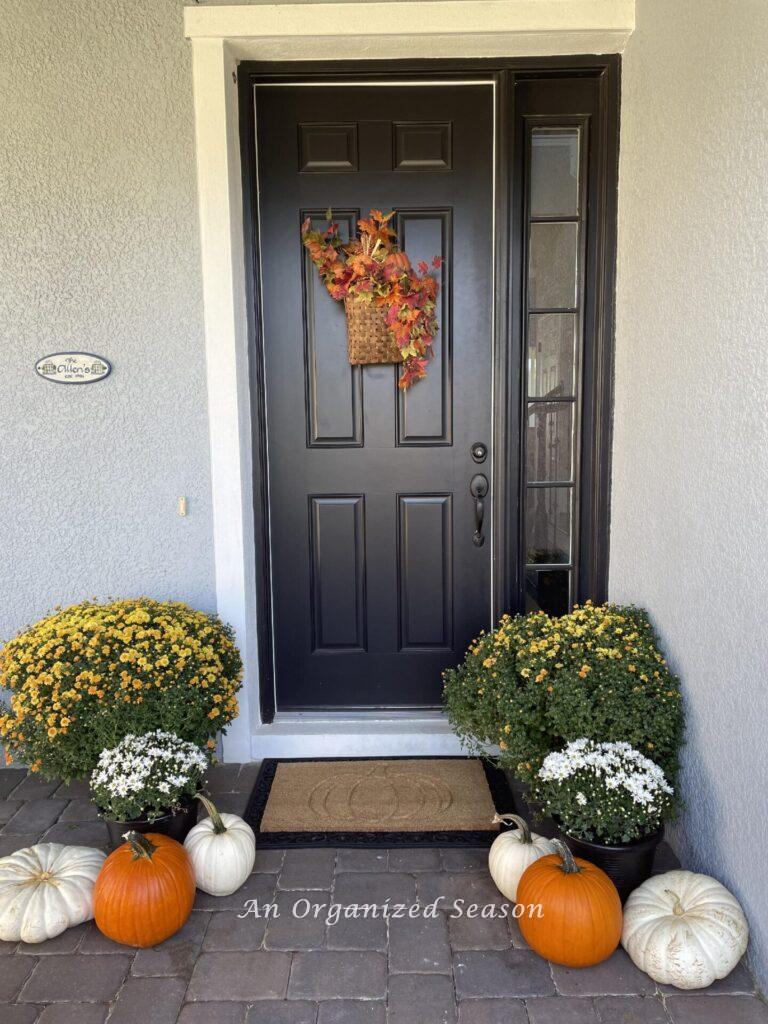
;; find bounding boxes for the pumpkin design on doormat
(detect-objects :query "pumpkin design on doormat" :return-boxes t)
[307,763,454,824]
[255,758,501,835]
[301,209,441,389]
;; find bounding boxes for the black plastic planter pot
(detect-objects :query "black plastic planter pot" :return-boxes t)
[103,795,199,850]
[504,772,561,839]
[564,829,664,903]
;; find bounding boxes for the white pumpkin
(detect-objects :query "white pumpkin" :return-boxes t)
[488,813,556,901]
[622,869,749,989]
[184,793,256,896]
[0,843,106,943]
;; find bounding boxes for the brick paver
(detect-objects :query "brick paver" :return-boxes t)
[288,950,388,1000]
[458,998,529,1024]
[317,1001,386,1024]
[108,977,187,1024]
[454,948,557,998]
[388,972,456,1024]
[525,996,599,1024]
[17,954,131,1003]
[550,948,657,996]
[0,765,763,1024]
[36,1003,109,1024]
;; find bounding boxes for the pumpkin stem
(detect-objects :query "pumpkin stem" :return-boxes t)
[664,889,685,916]
[551,838,581,875]
[196,792,227,835]
[124,831,158,860]
[491,813,532,844]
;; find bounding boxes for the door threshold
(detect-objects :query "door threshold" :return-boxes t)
[273,710,448,724]
[250,711,466,759]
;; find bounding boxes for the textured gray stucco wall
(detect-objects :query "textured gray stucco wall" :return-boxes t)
[0,0,215,642]
[614,0,768,990]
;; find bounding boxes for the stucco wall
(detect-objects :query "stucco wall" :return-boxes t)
[0,0,215,641]
[613,0,768,989]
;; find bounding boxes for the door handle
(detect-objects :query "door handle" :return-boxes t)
[470,473,489,547]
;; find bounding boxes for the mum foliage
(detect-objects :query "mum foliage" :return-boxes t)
[301,209,441,389]
[443,602,683,784]
[531,739,675,844]
[0,599,242,781]
[90,730,208,822]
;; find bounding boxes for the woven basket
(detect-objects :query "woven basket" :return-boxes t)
[345,297,402,366]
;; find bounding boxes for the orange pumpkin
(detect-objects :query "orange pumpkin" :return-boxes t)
[516,839,622,967]
[93,831,195,947]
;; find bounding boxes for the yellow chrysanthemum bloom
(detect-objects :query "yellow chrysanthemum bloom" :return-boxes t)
[0,598,243,782]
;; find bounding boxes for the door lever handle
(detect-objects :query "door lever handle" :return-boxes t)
[469,473,489,547]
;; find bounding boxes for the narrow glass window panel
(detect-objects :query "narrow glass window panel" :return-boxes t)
[526,402,573,483]
[525,568,570,617]
[529,222,578,309]
[528,313,577,398]
[530,128,580,218]
[525,486,571,564]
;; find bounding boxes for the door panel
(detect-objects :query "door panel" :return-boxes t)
[301,210,363,447]
[256,84,494,710]
[397,494,453,651]
[309,495,367,652]
[395,210,452,445]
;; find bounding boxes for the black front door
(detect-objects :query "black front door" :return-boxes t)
[256,83,494,711]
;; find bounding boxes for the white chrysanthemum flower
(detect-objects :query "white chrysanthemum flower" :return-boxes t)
[535,737,674,843]
[91,730,209,821]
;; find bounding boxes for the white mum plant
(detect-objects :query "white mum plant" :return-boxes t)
[90,730,208,822]
[530,738,675,844]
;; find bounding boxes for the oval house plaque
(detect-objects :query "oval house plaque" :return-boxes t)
[35,352,111,384]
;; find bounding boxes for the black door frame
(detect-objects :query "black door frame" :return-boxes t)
[238,56,620,724]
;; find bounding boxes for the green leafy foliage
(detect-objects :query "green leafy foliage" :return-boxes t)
[0,599,243,781]
[443,603,684,785]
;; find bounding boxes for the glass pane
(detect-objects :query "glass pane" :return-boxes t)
[530,128,579,217]
[528,313,577,398]
[529,222,578,309]
[525,568,570,617]
[526,402,573,483]
[526,486,571,564]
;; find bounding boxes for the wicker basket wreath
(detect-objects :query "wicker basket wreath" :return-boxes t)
[345,297,401,366]
[301,209,441,388]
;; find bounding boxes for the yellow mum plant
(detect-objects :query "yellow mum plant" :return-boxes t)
[0,599,243,781]
[444,602,684,785]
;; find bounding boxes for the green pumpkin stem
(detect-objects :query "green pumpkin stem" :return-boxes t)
[196,792,227,835]
[551,838,581,875]
[491,813,532,844]
[124,831,158,860]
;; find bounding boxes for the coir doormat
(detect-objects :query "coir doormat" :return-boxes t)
[244,757,513,848]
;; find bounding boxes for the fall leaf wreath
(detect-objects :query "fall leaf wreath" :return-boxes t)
[301,209,442,389]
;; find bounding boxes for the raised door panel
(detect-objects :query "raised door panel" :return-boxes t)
[395,210,453,446]
[299,122,359,172]
[397,495,453,651]
[393,122,453,171]
[301,209,363,447]
[309,495,367,652]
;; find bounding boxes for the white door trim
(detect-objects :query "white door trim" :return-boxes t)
[185,2,634,61]
[184,2,634,761]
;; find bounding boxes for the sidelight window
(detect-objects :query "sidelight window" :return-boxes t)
[524,126,584,616]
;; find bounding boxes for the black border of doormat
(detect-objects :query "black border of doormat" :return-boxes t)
[243,756,513,848]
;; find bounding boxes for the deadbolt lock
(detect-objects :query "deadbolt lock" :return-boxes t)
[470,442,488,464]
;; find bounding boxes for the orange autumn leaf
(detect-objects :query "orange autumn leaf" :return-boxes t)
[301,208,440,389]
